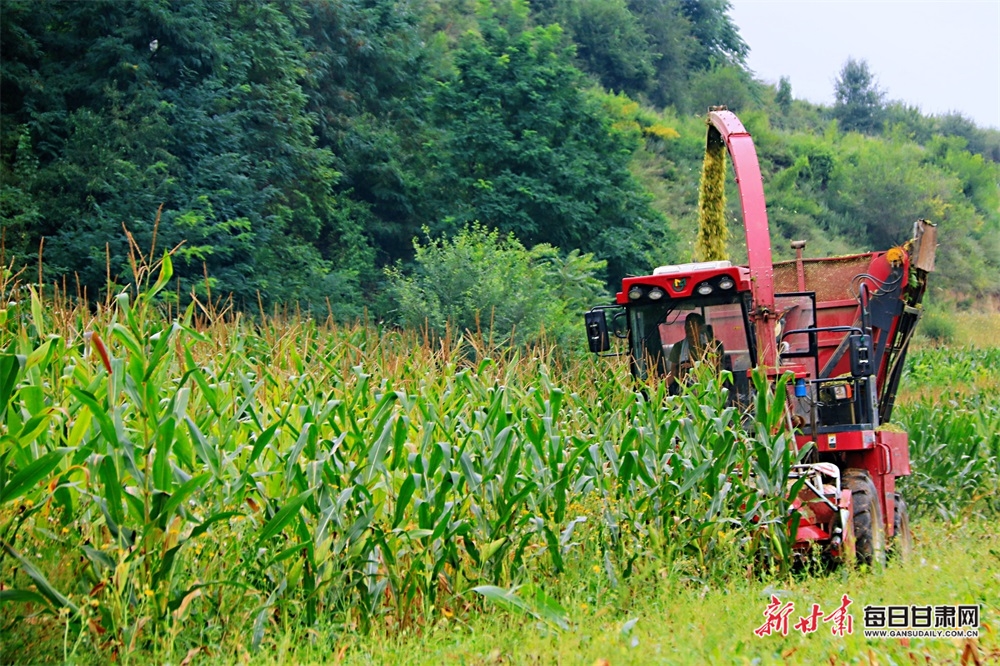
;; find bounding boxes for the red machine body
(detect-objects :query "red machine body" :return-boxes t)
[586,110,935,563]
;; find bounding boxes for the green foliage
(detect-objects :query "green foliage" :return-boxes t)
[897,347,1000,520]
[0,0,368,313]
[676,0,748,70]
[820,134,1000,294]
[918,308,957,345]
[297,0,432,266]
[542,0,656,96]
[827,137,945,248]
[2,0,999,311]
[538,0,749,113]
[717,114,1000,294]
[833,57,886,134]
[775,76,792,115]
[625,0,698,109]
[925,135,1000,217]
[935,112,1000,162]
[385,224,607,348]
[687,64,759,115]
[2,273,820,661]
[426,5,668,280]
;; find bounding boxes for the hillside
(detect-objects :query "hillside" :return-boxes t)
[2,0,998,318]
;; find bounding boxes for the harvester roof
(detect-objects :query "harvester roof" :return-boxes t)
[616,263,751,305]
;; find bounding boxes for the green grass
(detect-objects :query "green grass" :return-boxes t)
[332,521,999,666]
[5,521,997,664]
[913,311,1000,350]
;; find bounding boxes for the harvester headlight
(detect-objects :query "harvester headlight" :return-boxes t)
[648,287,664,300]
[696,282,713,296]
[718,277,734,290]
[628,286,643,300]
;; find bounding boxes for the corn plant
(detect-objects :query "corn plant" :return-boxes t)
[897,394,1000,520]
[0,257,911,661]
[894,347,1000,519]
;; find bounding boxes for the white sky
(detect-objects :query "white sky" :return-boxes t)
[729,0,1000,129]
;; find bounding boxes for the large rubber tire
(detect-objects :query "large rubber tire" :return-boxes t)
[889,492,913,563]
[843,469,886,568]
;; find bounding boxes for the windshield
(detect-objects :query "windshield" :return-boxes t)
[628,294,754,380]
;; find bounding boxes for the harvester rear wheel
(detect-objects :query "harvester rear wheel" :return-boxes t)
[889,492,913,562]
[843,469,886,568]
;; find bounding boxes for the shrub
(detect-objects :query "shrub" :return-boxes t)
[385,224,607,349]
[919,309,956,344]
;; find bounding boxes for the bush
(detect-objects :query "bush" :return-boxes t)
[385,224,607,349]
[919,309,956,345]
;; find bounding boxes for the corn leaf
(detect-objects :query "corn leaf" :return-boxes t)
[1,540,78,613]
[0,448,66,505]
[256,489,314,546]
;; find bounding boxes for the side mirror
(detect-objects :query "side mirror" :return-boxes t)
[584,310,610,353]
[849,333,872,377]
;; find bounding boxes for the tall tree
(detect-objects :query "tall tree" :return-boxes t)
[536,0,656,97]
[297,0,432,268]
[775,76,792,115]
[0,0,360,310]
[427,1,669,281]
[676,0,748,72]
[628,0,747,110]
[833,57,886,134]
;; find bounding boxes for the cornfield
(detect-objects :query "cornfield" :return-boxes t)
[1,257,997,661]
[896,347,1000,519]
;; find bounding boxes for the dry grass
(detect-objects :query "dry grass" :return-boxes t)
[953,312,1000,348]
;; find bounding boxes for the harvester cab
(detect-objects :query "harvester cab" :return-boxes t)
[584,109,936,567]
[587,259,757,401]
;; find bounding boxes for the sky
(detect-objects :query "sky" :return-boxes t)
[728,0,1000,129]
